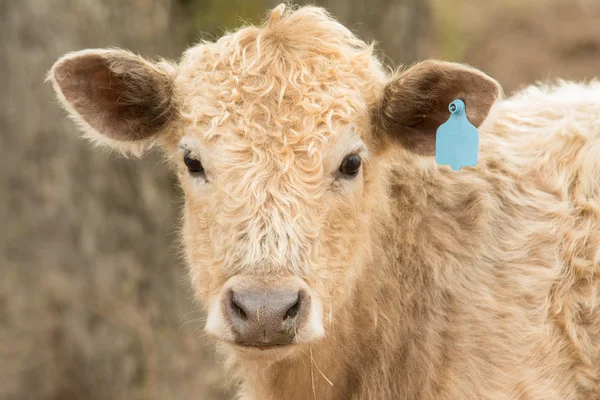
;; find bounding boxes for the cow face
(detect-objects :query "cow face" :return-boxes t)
[49,5,500,362]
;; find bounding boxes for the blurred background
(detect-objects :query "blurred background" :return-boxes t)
[1,0,599,399]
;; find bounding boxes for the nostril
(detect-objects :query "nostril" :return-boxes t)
[283,291,303,321]
[284,301,300,320]
[230,295,247,321]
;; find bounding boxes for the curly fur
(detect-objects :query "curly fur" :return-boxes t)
[49,4,600,399]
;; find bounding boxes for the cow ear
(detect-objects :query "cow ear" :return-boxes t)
[378,60,502,156]
[48,49,177,155]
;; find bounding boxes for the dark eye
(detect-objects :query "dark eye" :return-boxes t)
[339,154,362,178]
[183,152,204,175]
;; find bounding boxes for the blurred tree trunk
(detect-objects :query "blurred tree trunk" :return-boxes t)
[0,1,229,400]
[266,0,430,65]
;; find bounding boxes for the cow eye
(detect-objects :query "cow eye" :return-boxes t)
[339,154,362,178]
[183,152,204,175]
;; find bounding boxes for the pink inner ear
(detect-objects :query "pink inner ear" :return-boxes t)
[55,56,120,136]
[89,64,121,108]
[53,54,172,142]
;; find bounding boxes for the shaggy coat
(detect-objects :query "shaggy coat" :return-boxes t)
[48,5,600,399]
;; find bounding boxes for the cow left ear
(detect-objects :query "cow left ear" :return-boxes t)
[377,60,502,156]
[48,49,177,155]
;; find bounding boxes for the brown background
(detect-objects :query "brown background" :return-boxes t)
[1,0,598,399]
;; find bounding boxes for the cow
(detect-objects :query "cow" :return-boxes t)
[48,4,600,399]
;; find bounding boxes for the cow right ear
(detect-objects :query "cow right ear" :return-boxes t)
[48,49,177,155]
[377,60,502,156]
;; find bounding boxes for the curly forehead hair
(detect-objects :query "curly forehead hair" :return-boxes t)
[174,5,387,145]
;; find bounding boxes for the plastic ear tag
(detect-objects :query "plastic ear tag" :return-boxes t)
[435,99,479,171]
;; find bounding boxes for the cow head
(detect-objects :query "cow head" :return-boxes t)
[49,5,500,362]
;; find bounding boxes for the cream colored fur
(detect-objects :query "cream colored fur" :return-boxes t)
[49,5,600,399]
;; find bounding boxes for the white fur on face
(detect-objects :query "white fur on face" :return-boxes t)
[205,296,236,343]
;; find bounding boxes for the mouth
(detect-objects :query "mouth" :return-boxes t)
[234,342,289,349]
[223,341,301,359]
[231,342,294,351]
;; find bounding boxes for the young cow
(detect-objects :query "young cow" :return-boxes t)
[48,5,600,400]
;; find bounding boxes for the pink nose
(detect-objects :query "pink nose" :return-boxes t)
[225,287,309,346]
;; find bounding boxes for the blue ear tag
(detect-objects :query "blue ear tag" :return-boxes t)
[435,99,479,171]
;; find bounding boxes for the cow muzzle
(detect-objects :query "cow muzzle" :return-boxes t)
[205,275,324,350]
